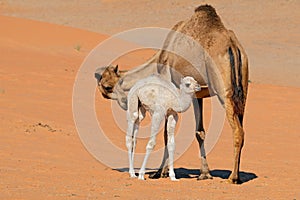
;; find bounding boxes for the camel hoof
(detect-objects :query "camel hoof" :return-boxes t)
[138,174,145,180]
[130,174,137,178]
[148,169,168,179]
[161,172,169,178]
[129,170,137,178]
[148,172,161,179]
[227,177,242,184]
[170,176,178,181]
[197,172,213,180]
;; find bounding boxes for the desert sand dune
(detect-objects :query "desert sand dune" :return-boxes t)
[1,0,300,87]
[0,1,299,199]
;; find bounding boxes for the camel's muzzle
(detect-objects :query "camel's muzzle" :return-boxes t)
[194,84,201,92]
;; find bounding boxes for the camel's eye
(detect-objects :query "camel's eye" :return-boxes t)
[185,83,191,88]
[104,86,113,92]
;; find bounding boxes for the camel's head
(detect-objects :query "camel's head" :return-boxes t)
[94,65,122,99]
[180,76,201,94]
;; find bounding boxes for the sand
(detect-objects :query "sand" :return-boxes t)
[0,1,299,199]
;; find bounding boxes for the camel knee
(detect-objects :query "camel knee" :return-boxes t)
[166,114,177,152]
[233,130,244,148]
[146,139,156,150]
[234,137,244,148]
[196,131,206,140]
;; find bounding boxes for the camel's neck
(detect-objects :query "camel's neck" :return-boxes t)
[173,90,193,113]
[112,54,159,110]
[118,53,159,91]
[119,70,127,78]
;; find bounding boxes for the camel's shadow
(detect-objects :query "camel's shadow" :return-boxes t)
[114,168,257,184]
[173,168,257,183]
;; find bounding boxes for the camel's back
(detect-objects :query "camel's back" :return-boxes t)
[156,5,246,96]
[128,75,179,110]
[157,5,231,81]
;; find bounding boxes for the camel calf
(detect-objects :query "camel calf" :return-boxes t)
[126,75,201,181]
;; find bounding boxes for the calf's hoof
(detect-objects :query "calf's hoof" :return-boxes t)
[129,173,137,178]
[169,174,178,181]
[138,173,145,180]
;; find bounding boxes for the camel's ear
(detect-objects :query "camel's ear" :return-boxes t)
[94,67,106,84]
[114,64,119,74]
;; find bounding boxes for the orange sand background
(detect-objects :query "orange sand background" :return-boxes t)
[0,1,299,199]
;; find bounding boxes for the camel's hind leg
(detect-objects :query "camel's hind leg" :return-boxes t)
[193,98,213,180]
[138,111,164,180]
[126,119,138,178]
[225,99,245,184]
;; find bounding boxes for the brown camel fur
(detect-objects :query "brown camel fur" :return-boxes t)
[95,4,248,184]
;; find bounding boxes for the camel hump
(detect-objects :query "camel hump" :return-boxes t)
[194,4,216,14]
[193,4,223,29]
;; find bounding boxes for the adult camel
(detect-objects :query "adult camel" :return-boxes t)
[95,5,248,184]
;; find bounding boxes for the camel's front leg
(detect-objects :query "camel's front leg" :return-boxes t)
[193,98,213,180]
[166,113,178,181]
[148,119,169,179]
[138,112,164,180]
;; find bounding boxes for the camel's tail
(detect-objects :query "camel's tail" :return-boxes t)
[228,46,244,116]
